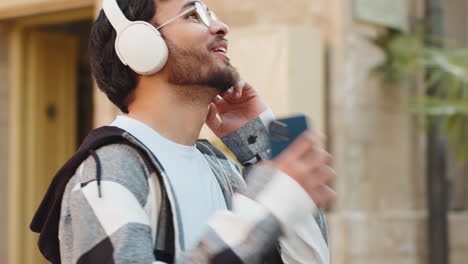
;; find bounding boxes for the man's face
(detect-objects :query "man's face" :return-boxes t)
[153,0,239,93]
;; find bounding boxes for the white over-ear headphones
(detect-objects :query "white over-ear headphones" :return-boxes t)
[102,0,168,75]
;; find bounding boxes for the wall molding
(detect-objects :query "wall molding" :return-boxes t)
[0,0,94,20]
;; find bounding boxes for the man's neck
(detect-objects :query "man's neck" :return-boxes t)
[127,78,218,146]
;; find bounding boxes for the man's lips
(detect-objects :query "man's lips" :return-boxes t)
[210,41,230,61]
[210,41,228,53]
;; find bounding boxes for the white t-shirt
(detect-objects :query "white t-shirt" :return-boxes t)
[111,116,227,250]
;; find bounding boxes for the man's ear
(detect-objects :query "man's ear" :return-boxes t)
[115,22,169,75]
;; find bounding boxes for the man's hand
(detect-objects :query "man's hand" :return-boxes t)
[206,80,268,138]
[264,130,336,209]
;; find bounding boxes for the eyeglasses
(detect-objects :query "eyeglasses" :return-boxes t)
[156,1,218,30]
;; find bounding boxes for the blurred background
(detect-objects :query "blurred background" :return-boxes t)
[0,0,467,263]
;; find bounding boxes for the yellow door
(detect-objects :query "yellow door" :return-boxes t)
[12,29,78,264]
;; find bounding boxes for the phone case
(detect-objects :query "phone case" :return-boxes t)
[268,115,309,159]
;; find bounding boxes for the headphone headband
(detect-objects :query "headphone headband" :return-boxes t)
[102,0,131,33]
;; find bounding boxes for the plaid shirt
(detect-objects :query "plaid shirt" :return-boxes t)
[38,117,328,263]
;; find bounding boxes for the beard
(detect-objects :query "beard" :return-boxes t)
[165,38,240,93]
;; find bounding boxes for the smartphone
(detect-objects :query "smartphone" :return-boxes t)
[268,115,309,159]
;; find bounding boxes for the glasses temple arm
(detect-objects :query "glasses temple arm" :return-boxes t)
[156,6,196,30]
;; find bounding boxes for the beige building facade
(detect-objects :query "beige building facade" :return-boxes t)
[0,0,467,263]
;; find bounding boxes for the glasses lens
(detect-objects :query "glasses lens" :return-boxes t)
[195,2,212,27]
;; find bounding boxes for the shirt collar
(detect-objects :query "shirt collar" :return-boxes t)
[110,115,197,154]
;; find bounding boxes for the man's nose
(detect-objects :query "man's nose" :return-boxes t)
[209,19,230,37]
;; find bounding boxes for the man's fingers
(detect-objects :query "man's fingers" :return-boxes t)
[278,130,323,160]
[308,185,336,208]
[309,185,336,209]
[233,80,246,98]
[219,88,233,98]
[206,103,222,131]
[269,128,335,208]
[300,148,333,171]
[213,96,230,113]
[219,80,246,100]
[305,165,335,188]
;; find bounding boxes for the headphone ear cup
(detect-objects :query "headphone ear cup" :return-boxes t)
[115,22,168,75]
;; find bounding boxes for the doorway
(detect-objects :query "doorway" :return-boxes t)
[8,8,94,264]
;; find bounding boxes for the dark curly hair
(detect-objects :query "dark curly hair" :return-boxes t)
[89,0,157,113]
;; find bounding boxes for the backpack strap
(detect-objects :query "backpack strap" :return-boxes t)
[97,140,176,263]
[195,140,247,209]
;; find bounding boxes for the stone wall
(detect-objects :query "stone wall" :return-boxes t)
[444,1,468,263]
[328,22,429,263]
[0,23,10,264]
[312,0,429,262]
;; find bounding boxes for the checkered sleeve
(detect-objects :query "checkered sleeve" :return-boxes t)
[59,144,163,264]
[61,145,316,264]
[220,111,330,264]
[178,165,317,263]
[221,116,271,166]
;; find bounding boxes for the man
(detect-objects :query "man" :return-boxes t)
[30,0,336,263]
